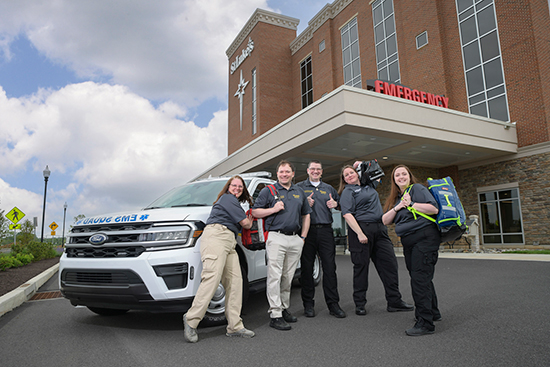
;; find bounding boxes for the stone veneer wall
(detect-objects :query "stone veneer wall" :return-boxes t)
[459,152,550,248]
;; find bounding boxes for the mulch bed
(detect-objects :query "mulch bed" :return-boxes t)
[0,257,60,297]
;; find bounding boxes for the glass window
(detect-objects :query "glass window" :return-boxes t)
[466,66,484,95]
[483,58,503,89]
[372,0,400,83]
[487,95,509,121]
[460,16,477,44]
[416,31,428,49]
[456,0,509,121]
[463,41,481,70]
[456,0,473,13]
[477,5,496,36]
[300,56,313,108]
[478,187,524,244]
[341,17,361,87]
[480,31,499,62]
[251,68,256,134]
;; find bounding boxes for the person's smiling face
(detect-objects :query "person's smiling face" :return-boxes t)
[394,167,411,191]
[277,163,295,187]
[307,162,323,182]
[343,167,359,185]
[228,178,244,198]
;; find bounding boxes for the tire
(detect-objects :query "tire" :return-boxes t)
[201,260,249,326]
[87,307,129,316]
[298,255,322,287]
[312,255,321,286]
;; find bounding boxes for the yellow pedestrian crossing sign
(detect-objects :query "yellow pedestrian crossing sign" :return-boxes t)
[6,207,25,224]
[50,222,58,231]
[9,224,21,230]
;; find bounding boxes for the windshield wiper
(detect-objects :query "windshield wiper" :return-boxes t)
[144,206,163,210]
[171,203,208,207]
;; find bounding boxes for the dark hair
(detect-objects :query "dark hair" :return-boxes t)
[307,160,322,169]
[383,165,420,212]
[277,160,295,172]
[337,165,355,195]
[214,175,252,205]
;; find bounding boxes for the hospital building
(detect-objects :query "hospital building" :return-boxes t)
[197,0,550,248]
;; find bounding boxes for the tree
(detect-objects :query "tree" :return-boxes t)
[17,219,36,246]
[0,209,9,244]
[70,214,86,230]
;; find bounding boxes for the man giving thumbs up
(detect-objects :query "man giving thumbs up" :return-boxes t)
[296,160,346,319]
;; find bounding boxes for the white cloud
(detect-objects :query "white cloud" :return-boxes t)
[0,82,228,220]
[0,0,271,106]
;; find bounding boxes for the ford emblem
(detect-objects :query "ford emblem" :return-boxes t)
[89,233,108,246]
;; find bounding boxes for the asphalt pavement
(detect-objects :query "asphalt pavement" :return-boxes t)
[0,253,549,367]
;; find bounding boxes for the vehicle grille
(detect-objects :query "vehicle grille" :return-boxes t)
[69,234,140,244]
[65,246,146,258]
[71,223,152,233]
[62,270,144,285]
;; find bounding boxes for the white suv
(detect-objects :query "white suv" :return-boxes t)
[59,172,319,324]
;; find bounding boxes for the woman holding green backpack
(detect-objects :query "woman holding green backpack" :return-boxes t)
[382,165,441,336]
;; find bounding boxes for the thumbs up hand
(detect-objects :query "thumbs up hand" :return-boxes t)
[307,192,315,207]
[326,193,338,209]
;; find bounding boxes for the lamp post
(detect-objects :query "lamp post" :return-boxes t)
[40,165,51,243]
[62,202,67,247]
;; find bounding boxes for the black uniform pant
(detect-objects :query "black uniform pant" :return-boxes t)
[301,225,340,308]
[348,222,403,307]
[401,224,441,329]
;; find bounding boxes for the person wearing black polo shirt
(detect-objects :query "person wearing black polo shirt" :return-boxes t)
[252,160,311,331]
[338,162,413,316]
[183,175,255,343]
[296,160,346,318]
[382,165,441,336]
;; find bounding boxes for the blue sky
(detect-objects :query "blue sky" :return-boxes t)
[0,0,328,236]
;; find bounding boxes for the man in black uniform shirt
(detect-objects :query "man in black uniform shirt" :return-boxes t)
[297,160,346,318]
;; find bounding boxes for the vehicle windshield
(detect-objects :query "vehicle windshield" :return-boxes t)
[145,179,252,209]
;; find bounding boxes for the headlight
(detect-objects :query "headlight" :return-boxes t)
[139,230,191,242]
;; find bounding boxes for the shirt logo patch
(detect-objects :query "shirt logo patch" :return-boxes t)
[319,190,327,194]
[293,194,300,199]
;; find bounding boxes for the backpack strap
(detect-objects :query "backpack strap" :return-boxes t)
[403,184,436,223]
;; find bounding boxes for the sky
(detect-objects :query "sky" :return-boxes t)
[0,0,328,237]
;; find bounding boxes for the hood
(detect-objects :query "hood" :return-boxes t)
[74,206,213,227]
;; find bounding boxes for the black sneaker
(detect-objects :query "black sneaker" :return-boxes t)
[282,309,297,323]
[270,317,291,331]
[355,306,367,316]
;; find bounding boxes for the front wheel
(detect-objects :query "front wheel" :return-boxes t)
[201,261,249,326]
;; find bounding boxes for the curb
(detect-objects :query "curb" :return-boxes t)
[0,263,60,318]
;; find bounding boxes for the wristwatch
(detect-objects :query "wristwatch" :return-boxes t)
[409,201,415,207]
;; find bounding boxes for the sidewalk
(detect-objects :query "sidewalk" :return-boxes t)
[0,263,59,317]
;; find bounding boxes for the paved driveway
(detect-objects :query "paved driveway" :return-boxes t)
[0,254,549,367]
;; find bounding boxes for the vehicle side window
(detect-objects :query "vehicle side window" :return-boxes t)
[252,183,266,204]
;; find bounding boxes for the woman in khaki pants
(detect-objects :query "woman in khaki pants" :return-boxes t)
[183,175,254,343]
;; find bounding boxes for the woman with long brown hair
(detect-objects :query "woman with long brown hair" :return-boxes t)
[382,165,441,336]
[183,175,255,342]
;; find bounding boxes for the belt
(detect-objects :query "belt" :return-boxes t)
[273,230,298,236]
[311,224,332,228]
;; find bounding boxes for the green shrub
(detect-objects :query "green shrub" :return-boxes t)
[15,252,34,265]
[0,255,16,271]
[11,241,56,261]
[25,241,57,261]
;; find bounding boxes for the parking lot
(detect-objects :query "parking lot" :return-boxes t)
[1,254,549,367]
